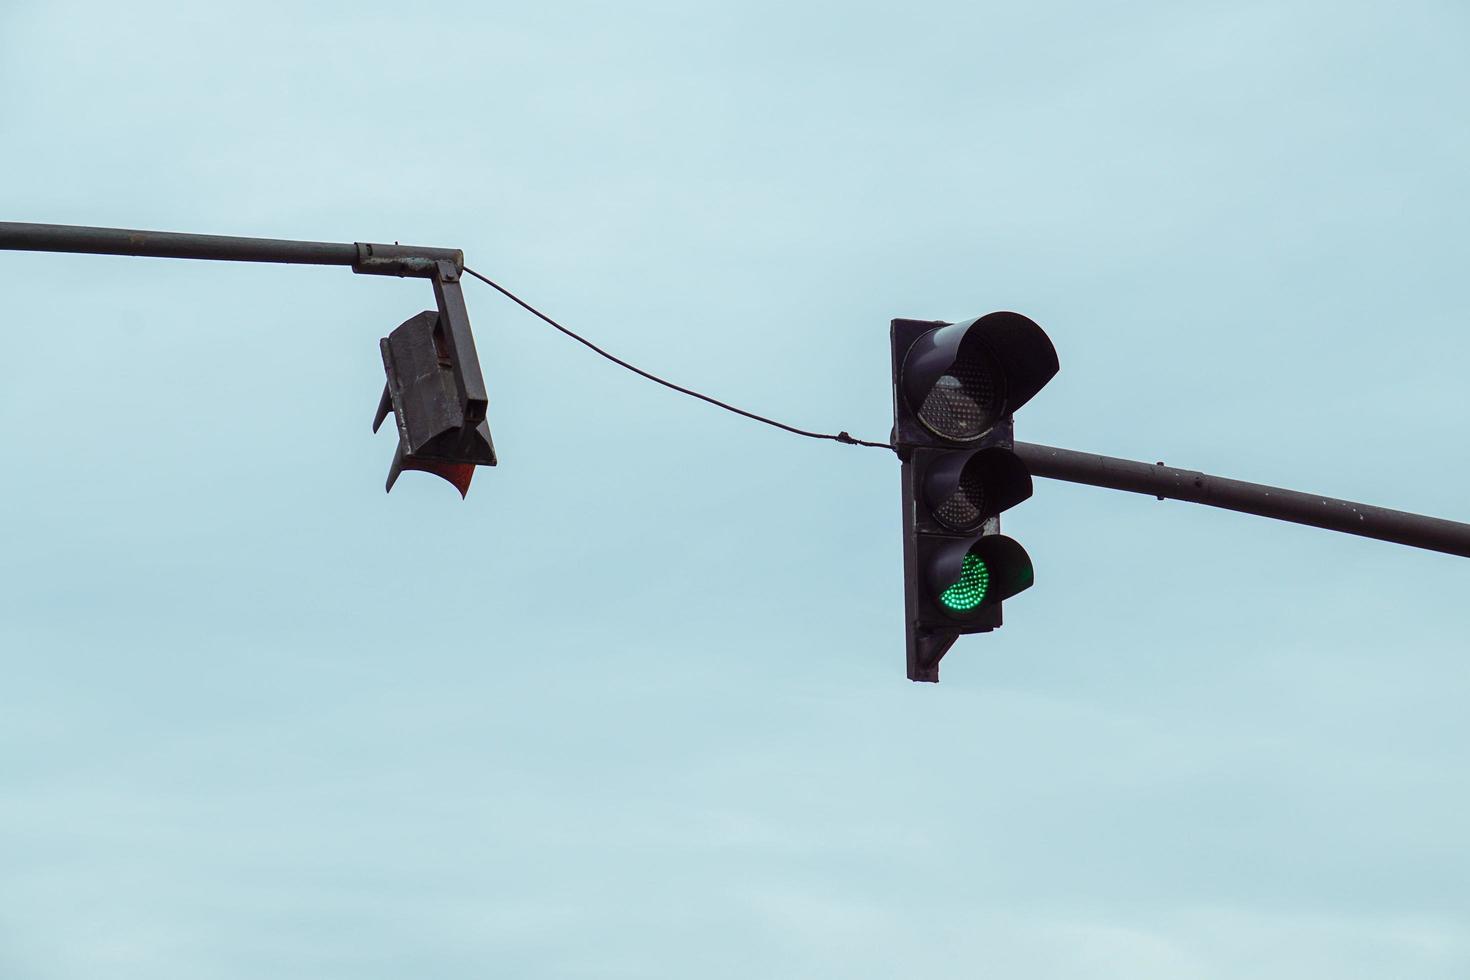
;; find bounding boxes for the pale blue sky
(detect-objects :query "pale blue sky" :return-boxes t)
[2,2,1468,977]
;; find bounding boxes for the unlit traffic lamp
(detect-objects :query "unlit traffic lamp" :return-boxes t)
[891,312,1059,682]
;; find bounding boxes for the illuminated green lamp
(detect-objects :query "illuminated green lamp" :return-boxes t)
[940,552,990,611]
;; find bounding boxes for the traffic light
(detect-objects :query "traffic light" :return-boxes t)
[892,312,1059,682]
[373,265,497,496]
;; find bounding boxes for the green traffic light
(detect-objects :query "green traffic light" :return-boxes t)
[940,552,990,611]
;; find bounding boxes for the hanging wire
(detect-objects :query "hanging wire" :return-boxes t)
[462,266,894,451]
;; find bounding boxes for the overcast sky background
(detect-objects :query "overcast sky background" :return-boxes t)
[2,2,1468,977]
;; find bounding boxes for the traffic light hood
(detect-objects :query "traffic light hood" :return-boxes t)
[922,446,1033,532]
[901,311,1060,440]
[922,534,1036,617]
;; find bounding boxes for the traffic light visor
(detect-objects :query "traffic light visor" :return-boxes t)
[901,312,1059,442]
[922,447,1033,532]
[924,534,1035,618]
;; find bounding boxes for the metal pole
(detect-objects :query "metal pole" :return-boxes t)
[0,222,462,278]
[1014,441,1470,559]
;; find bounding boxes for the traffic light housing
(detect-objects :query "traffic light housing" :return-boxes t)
[892,312,1058,681]
[373,264,497,496]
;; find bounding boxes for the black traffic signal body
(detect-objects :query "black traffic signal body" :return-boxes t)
[373,264,497,497]
[892,313,1059,682]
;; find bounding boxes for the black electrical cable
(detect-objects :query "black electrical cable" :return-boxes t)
[463,266,894,450]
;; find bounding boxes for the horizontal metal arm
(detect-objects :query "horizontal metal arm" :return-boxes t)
[0,222,462,278]
[1014,441,1470,559]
